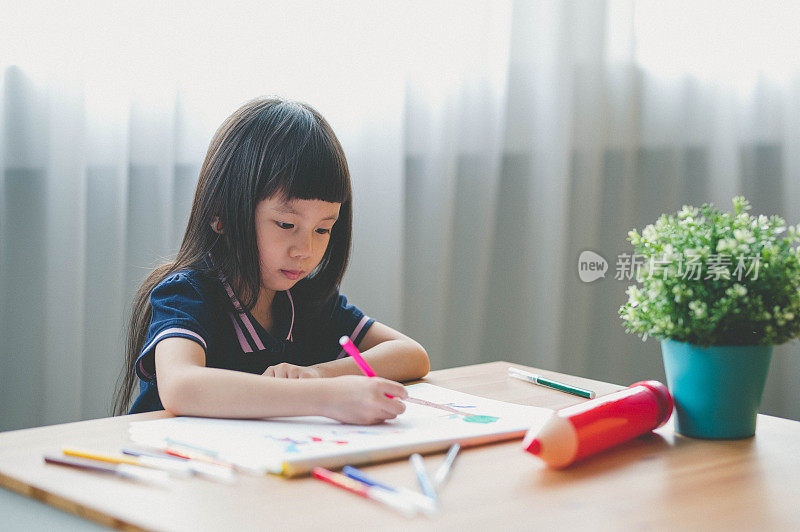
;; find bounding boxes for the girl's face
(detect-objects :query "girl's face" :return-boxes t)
[254,195,341,293]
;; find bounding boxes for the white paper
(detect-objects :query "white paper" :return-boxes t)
[128,383,552,475]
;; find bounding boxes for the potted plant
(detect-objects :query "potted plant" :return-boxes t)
[619,197,800,439]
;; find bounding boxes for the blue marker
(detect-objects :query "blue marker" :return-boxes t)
[342,466,395,491]
[342,465,437,515]
[433,443,460,487]
[409,453,438,503]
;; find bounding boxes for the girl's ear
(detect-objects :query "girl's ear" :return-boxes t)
[210,216,224,234]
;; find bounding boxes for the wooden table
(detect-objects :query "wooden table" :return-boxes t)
[1,361,798,530]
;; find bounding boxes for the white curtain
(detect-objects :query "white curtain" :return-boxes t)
[2,0,799,431]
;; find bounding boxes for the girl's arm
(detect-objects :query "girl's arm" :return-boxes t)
[154,337,407,423]
[310,322,430,381]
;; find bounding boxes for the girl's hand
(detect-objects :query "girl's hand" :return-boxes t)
[263,363,322,379]
[321,376,409,425]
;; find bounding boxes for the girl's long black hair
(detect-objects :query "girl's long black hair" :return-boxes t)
[112,97,352,415]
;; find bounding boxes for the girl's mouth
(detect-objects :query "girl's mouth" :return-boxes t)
[281,269,303,280]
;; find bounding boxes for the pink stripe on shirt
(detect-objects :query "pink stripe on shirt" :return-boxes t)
[139,327,207,379]
[141,327,207,356]
[239,312,266,351]
[230,314,253,353]
[216,269,266,351]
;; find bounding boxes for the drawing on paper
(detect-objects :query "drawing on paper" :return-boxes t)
[262,428,407,453]
[406,396,499,423]
[462,415,500,423]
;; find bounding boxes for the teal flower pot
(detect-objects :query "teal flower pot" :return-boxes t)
[660,339,773,439]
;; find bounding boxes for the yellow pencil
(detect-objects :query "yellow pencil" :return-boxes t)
[62,447,192,477]
[63,448,139,465]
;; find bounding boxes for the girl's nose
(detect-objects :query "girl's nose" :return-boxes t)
[290,233,313,258]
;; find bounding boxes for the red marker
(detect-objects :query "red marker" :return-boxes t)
[523,380,673,468]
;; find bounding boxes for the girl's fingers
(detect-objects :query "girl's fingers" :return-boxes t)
[382,381,408,399]
[266,364,317,379]
[379,402,404,420]
[377,394,406,418]
[389,398,406,416]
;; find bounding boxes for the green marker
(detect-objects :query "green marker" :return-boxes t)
[508,367,596,399]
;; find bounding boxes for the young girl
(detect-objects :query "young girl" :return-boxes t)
[113,97,429,424]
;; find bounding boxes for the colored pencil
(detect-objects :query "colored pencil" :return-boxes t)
[433,443,460,487]
[122,447,236,483]
[44,455,170,485]
[62,447,192,477]
[342,465,437,515]
[409,453,438,503]
[312,467,417,517]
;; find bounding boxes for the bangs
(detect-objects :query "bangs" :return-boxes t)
[255,102,350,205]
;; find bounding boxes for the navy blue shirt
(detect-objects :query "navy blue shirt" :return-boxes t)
[130,265,374,414]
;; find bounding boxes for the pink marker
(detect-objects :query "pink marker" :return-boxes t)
[339,335,395,398]
[339,335,376,376]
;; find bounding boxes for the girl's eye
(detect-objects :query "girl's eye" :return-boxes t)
[315,228,331,235]
[276,222,294,230]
